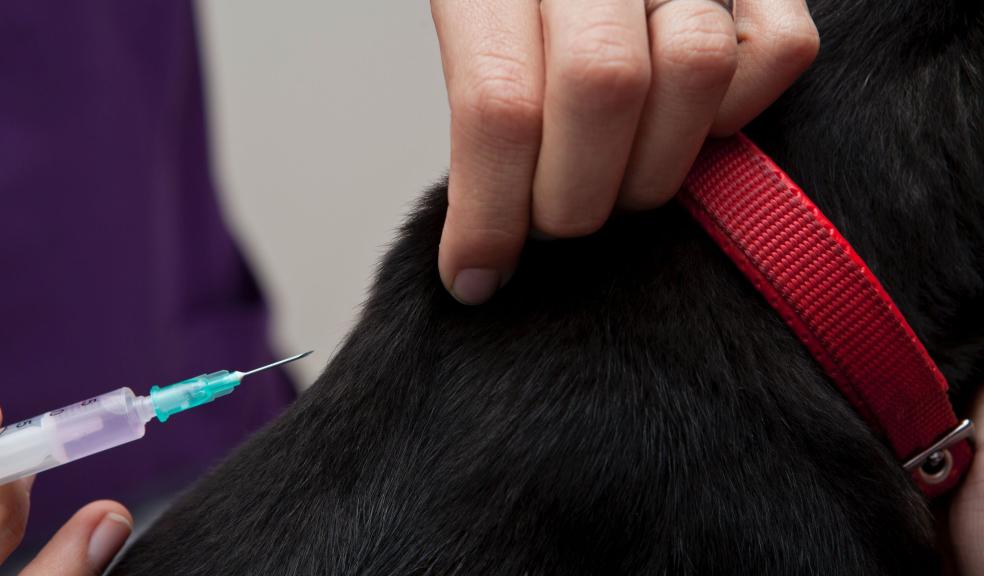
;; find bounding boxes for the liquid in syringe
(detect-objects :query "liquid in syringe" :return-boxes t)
[0,351,312,486]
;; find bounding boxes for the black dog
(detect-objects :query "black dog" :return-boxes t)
[110,0,984,573]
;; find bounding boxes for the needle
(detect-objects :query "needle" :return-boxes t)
[240,351,314,378]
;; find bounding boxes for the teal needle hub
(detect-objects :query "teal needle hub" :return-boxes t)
[149,351,313,422]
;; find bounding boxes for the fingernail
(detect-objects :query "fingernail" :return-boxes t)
[88,513,132,570]
[451,268,500,305]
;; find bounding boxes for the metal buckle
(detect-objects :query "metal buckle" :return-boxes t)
[902,419,975,475]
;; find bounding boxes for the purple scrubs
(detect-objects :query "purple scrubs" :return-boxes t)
[0,1,296,545]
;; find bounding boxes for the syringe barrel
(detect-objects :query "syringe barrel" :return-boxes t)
[0,387,151,485]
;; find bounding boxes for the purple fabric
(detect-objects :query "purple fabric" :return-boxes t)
[0,1,296,545]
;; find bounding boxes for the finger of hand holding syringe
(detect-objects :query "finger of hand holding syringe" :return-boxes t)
[0,405,133,576]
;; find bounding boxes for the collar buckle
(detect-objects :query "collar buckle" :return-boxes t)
[902,419,975,477]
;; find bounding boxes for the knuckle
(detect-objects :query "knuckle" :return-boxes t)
[460,223,528,250]
[455,54,543,145]
[447,197,529,246]
[557,25,650,106]
[772,16,821,69]
[658,7,737,89]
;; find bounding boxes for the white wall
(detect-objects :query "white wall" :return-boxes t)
[198,1,451,386]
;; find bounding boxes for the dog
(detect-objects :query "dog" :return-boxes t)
[109,0,984,573]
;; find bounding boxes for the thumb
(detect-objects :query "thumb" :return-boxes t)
[19,501,132,576]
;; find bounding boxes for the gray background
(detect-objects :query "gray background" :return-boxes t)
[199,2,451,386]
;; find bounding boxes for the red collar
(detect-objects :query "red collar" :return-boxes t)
[679,134,974,499]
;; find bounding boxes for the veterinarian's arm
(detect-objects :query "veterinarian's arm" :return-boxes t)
[0,406,132,576]
[432,0,820,304]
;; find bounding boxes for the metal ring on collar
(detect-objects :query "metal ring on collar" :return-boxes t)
[902,419,975,482]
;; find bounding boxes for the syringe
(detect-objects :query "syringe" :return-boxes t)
[0,351,313,486]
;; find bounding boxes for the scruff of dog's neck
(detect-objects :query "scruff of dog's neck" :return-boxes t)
[110,1,984,575]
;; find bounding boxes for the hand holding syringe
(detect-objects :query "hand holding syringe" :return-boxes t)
[0,351,312,485]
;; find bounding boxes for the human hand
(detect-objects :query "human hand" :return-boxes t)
[947,390,984,574]
[0,407,133,576]
[432,0,819,304]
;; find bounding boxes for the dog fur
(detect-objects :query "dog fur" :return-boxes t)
[110,0,984,573]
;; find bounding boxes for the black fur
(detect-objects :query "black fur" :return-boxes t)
[111,0,984,573]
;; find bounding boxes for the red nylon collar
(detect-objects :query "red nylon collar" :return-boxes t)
[679,134,974,498]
